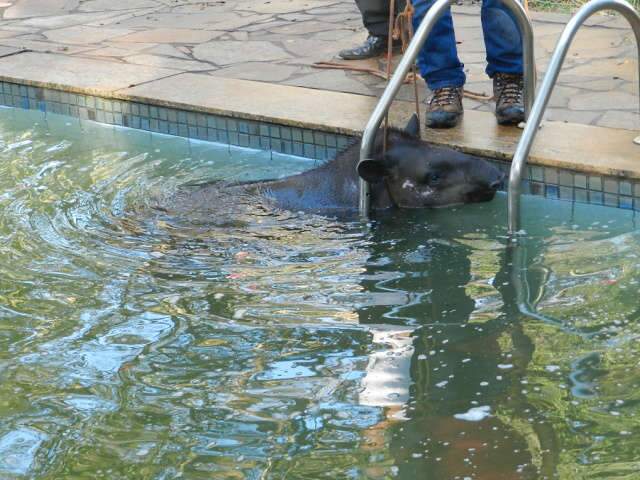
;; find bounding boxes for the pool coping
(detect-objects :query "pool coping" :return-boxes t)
[0,51,637,179]
[0,51,638,209]
[120,74,639,181]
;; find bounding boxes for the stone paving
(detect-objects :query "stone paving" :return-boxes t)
[0,0,637,130]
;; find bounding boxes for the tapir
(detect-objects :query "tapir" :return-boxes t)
[259,114,504,211]
[158,114,505,218]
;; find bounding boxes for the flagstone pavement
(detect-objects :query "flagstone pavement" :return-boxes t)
[0,0,637,130]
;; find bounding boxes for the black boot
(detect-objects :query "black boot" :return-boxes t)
[339,35,388,60]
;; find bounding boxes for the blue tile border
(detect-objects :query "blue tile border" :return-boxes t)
[0,81,350,164]
[0,80,639,212]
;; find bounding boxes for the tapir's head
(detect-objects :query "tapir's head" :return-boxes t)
[357,114,505,208]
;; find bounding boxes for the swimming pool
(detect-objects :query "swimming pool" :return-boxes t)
[0,106,639,479]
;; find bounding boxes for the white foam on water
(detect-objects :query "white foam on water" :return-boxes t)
[359,326,415,408]
[454,406,491,422]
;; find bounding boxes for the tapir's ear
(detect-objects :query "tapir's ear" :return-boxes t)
[404,113,420,138]
[357,159,389,183]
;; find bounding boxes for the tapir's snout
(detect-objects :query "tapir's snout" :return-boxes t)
[463,165,505,204]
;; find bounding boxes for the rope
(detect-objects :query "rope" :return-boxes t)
[311,61,491,99]
[395,0,421,121]
[312,0,495,140]
[383,0,397,152]
[312,61,419,83]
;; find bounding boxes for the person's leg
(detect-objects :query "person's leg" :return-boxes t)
[412,0,466,128]
[356,0,393,37]
[481,0,523,77]
[412,0,465,90]
[340,0,405,60]
[481,0,525,125]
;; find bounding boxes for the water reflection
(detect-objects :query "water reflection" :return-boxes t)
[352,207,541,479]
[354,205,639,479]
[0,107,639,479]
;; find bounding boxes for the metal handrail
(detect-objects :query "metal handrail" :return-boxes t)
[508,0,640,233]
[358,0,536,215]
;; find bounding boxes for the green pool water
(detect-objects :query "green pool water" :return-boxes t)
[0,107,639,479]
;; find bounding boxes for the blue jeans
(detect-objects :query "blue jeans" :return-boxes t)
[412,0,523,89]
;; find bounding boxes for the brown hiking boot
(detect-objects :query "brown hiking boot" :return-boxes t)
[493,73,525,125]
[426,86,463,129]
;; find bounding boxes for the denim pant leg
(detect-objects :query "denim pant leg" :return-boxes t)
[481,0,523,77]
[412,0,465,89]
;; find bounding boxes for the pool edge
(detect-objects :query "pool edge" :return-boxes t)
[0,51,638,210]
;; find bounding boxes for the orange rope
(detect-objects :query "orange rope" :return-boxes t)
[312,62,419,82]
[396,0,421,122]
[312,0,493,132]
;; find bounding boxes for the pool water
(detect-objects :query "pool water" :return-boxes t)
[0,107,639,479]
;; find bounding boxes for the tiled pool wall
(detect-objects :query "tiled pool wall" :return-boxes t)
[0,81,351,161]
[1,80,640,211]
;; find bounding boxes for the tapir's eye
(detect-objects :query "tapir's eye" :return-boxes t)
[426,172,441,184]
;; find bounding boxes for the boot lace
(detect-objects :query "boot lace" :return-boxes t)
[495,74,523,105]
[429,87,460,107]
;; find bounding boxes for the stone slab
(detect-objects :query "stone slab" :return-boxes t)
[113,29,220,44]
[44,25,133,45]
[0,51,177,94]
[84,9,161,28]
[268,20,337,35]
[78,0,158,11]
[123,54,215,72]
[283,69,373,96]
[3,0,78,19]
[544,108,602,125]
[116,73,640,179]
[193,40,291,65]
[115,11,251,30]
[234,0,339,14]
[568,91,639,111]
[597,110,640,130]
[146,44,192,59]
[206,13,273,31]
[15,11,121,29]
[0,38,97,55]
[425,110,640,180]
[102,41,157,52]
[209,62,301,82]
[83,45,143,57]
[0,30,23,40]
[118,72,373,133]
[0,46,22,57]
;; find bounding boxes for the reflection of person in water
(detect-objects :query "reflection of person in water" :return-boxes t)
[356,206,557,479]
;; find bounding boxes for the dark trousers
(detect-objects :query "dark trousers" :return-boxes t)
[355,0,406,37]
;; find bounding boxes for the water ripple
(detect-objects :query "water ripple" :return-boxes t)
[0,108,639,479]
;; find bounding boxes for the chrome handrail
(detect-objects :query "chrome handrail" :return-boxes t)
[358,0,536,215]
[508,0,640,233]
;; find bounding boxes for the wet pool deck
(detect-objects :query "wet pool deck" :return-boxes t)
[0,0,637,177]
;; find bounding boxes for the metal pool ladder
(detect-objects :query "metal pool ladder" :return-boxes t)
[358,0,536,216]
[508,0,640,233]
